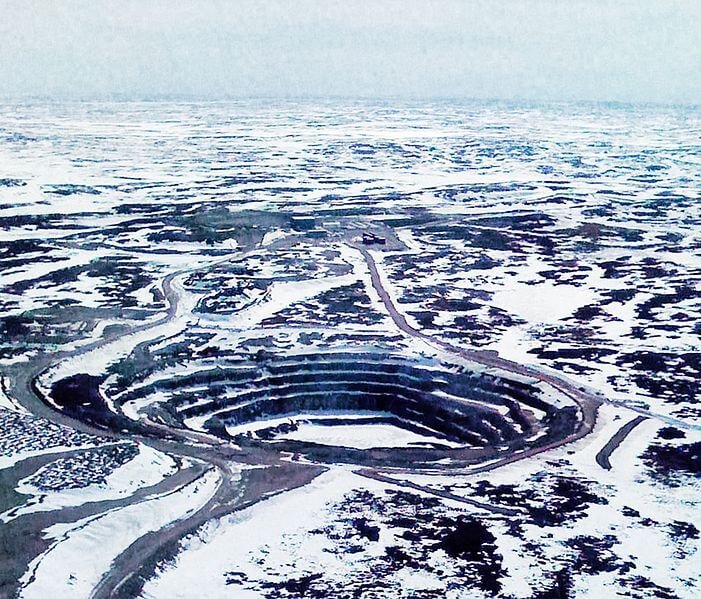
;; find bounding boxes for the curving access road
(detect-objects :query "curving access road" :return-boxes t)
[3,235,324,599]
[356,244,602,473]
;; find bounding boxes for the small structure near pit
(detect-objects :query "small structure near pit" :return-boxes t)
[362,232,386,246]
[291,216,316,231]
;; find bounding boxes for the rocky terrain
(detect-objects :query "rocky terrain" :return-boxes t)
[0,99,699,598]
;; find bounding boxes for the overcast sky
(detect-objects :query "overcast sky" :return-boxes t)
[1,0,699,103]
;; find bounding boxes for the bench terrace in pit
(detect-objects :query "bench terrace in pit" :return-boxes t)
[113,351,581,469]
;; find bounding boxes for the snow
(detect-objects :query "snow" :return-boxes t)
[0,378,29,413]
[402,402,701,596]
[216,246,387,330]
[141,469,387,599]
[18,466,221,599]
[0,443,100,471]
[2,444,178,522]
[261,229,287,245]
[39,273,200,390]
[490,281,595,324]
[278,421,459,449]
[1,99,699,597]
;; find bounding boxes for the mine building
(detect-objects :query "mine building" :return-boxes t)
[362,232,386,245]
[291,216,316,231]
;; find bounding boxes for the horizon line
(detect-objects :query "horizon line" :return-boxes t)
[0,93,699,110]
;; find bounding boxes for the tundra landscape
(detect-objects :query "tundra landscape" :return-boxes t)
[0,100,699,598]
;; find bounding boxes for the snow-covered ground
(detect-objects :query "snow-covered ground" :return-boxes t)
[2,443,178,522]
[277,421,460,449]
[0,99,699,597]
[18,466,221,599]
[141,469,393,599]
